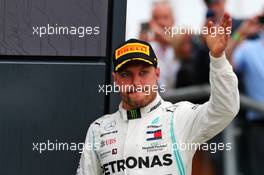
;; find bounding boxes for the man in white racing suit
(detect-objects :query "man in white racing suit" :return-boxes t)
[77,13,239,175]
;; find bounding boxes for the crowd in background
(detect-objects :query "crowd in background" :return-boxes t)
[136,0,264,175]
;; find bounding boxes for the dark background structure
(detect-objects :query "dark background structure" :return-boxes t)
[0,0,127,174]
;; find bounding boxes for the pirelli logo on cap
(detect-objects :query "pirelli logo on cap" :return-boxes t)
[115,43,150,59]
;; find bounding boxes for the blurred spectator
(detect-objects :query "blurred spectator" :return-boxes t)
[171,34,195,88]
[192,0,242,85]
[204,0,242,30]
[228,13,264,175]
[226,16,263,60]
[148,0,181,89]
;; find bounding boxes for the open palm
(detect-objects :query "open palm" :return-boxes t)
[204,13,232,58]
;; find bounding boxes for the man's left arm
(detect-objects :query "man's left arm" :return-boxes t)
[176,13,240,144]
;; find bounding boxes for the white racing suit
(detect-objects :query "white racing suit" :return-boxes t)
[77,53,240,175]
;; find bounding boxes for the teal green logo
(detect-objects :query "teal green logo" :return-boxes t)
[151,117,159,125]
